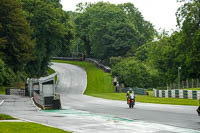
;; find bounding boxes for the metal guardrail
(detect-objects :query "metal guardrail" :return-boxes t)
[6,88,25,96]
[85,58,111,73]
[51,57,82,61]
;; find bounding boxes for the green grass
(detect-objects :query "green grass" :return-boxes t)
[48,67,56,75]
[147,91,153,96]
[184,88,200,90]
[52,60,114,94]
[90,93,199,106]
[51,60,199,106]
[48,67,57,83]
[0,114,17,120]
[0,87,5,95]
[0,122,71,133]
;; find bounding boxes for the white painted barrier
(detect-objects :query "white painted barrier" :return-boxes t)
[197,91,200,100]
[179,90,183,98]
[188,90,193,99]
[153,89,200,100]
[172,90,175,98]
[159,90,162,97]
[153,89,157,97]
[165,90,168,98]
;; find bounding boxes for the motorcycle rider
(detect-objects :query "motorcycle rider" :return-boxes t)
[197,99,200,116]
[126,88,135,104]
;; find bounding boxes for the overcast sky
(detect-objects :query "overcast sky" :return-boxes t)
[61,0,182,31]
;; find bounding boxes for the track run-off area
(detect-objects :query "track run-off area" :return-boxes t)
[0,62,200,133]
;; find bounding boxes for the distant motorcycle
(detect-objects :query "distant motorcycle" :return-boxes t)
[197,100,200,116]
[127,93,135,108]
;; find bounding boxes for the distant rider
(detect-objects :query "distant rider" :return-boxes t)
[126,88,135,104]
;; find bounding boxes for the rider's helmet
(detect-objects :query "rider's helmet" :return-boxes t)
[129,88,133,93]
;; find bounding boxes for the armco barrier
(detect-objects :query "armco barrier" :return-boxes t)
[6,88,24,96]
[51,57,82,61]
[153,89,200,100]
[85,58,111,73]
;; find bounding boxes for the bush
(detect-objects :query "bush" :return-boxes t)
[3,66,17,86]
[112,57,160,88]
[0,59,15,86]
[0,59,25,86]
[0,59,6,86]
[110,56,122,67]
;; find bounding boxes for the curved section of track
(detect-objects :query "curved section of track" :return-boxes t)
[0,62,199,133]
[51,63,200,132]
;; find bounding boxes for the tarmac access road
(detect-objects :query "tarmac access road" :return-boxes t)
[0,62,199,133]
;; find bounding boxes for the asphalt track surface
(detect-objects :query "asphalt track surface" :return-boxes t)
[0,62,200,133]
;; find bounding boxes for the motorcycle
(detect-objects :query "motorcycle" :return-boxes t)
[197,100,200,116]
[197,106,200,116]
[127,93,135,108]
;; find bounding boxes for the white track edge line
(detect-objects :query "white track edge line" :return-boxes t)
[0,100,4,105]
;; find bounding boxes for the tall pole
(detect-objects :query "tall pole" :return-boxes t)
[178,67,181,89]
[77,43,78,57]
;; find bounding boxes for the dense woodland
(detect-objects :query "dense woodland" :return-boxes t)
[0,0,199,88]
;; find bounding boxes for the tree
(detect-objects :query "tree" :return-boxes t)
[55,11,74,57]
[74,2,155,62]
[119,3,155,45]
[0,0,35,72]
[21,0,73,77]
[176,0,200,78]
[112,0,200,88]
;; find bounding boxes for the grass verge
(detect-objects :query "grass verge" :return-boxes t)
[0,87,5,95]
[48,67,57,83]
[0,114,71,133]
[0,122,71,133]
[52,60,114,94]
[184,88,200,91]
[51,60,198,106]
[0,114,17,120]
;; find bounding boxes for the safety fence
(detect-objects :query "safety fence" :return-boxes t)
[85,58,111,73]
[153,89,200,100]
[168,79,200,89]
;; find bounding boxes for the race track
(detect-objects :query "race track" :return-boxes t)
[0,62,199,133]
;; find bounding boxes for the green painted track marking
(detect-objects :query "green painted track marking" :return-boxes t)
[41,109,134,122]
[41,109,200,133]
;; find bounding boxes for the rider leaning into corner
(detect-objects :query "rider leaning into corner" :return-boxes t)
[126,88,136,104]
[197,99,200,116]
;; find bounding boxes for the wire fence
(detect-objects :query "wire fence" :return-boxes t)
[167,79,200,89]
